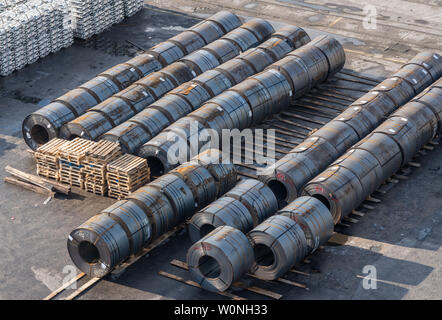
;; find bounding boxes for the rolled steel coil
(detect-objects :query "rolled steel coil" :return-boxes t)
[170,161,217,210]
[188,196,254,242]
[225,179,278,226]
[278,196,333,254]
[149,173,195,222]
[259,52,442,203]
[191,149,237,197]
[125,185,176,239]
[248,215,307,280]
[23,11,241,150]
[413,79,442,132]
[67,213,131,277]
[302,78,442,224]
[187,225,255,292]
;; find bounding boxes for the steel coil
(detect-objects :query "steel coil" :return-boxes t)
[168,31,206,55]
[413,79,442,132]
[225,179,278,226]
[216,57,256,84]
[147,41,185,66]
[189,20,225,44]
[187,225,254,292]
[101,200,152,257]
[203,39,241,64]
[113,84,156,113]
[248,215,307,280]
[126,185,176,239]
[181,49,221,75]
[392,64,433,95]
[101,121,152,154]
[59,112,113,140]
[188,197,254,243]
[171,80,214,109]
[279,196,333,254]
[149,173,196,221]
[238,47,276,72]
[240,18,275,43]
[222,25,259,52]
[334,105,380,139]
[206,11,242,34]
[170,161,217,210]
[271,25,311,52]
[160,61,195,85]
[252,69,292,114]
[150,94,193,123]
[308,35,345,76]
[209,90,253,129]
[99,64,142,90]
[288,45,329,84]
[407,52,442,80]
[191,149,237,197]
[372,76,415,106]
[302,165,365,224]
[311,120,359,154]
[67,213,131,277]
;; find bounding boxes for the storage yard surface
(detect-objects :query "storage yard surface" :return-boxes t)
[0,1,441,299]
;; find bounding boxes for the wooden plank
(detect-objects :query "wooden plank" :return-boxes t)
[65,277,101,300]
[158,271,246,300]
[43,272,86,300]
[276,277,308,289]
[4,177,55,197]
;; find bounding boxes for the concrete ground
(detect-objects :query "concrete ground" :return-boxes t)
[0,1,441,300]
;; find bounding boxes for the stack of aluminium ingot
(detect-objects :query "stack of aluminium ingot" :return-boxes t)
[34,138,69,181]
[100,25,311,155]
[106,153,150,199]
[303,78,442,224]
[188,179,278,243]
[22,11,242,150]
[122,0,143,17]
[258,52,442,204]
[58,18,276,142]
[139,35,345,175]
[58,137,97,188]
[67,149,236,277]
[82,140,122,195]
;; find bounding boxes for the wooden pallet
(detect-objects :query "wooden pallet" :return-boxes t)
[34,138,69,181]
[106,154,150,199]
[58,138,97,165]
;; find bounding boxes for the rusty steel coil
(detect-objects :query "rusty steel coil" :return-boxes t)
[191,149,237,197]
[248,215,307,280]
[23,11,240,150]
[170,161,217,210]
[188,196,254,243]
[187,225,255,292]
[225,179,278,226]
[279,196,333,254]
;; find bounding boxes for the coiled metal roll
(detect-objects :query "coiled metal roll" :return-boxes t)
[248,215,307,280]
[203,39,241,64]
[271,25,311,53]
[413,79,442,132]
[308,35,345,76]
[225,179,278,226]
[240,18,275,43]
[330,148,383,199]
[114,84,156,113]
[101,122,152,154]
[59,112,113,140]
[168,31,206,55]
[230,77,272,124]
[67,213,131,277]
[170,162,217,210]
[302,165,365,225]
[238,47,276,72]
[394,63,434,94]
[207,91,253,130]
[187,225,254,292]
[371,76,415,106]
[126,185,176,239]
[189,20,225,44]
[100,64,142,89]
[101,200,152,257]
[150,94,193,123]
[311,119,360,154]
[252,69,292,114]
[205,11,242,34]
[149,173,196,221]
[215,58,256,84]
[352,132,403,183]
[188,196,254,242]
[160,61,196,85]
[191,149,237,197]
[222,25,259,52]
[171,80,214,109]
[181,49,221,75]
[279,196,333,254]
[287,45,329,84]
[147,41,186,66]
[407,52,442,80]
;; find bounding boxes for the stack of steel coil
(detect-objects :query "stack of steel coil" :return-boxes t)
[187,195,334,290]
[58,18,276,143]
[22,11,242,150]
[259,52,442,205]
[303,78,442,224]
[100,25,311,155]
[188,179,278,242]
[67,149,237,277]
[139,35,345,176]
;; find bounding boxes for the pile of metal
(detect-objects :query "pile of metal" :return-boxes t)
[187,195,333,292]
[0,0,27,13]
[122,0,142,17]
[100,25,311,155]
[68,0,126,39]
[0,0,73,76]
[258,52,442,205]
[58,18,277,143]
[303,78,442,224]
[67,149,237,277]
[139,35,345,175]
[22,11,242,150]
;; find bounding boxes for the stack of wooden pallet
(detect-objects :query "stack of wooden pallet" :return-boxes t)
[82,140,122,196]
[106,153,150,199]
[34,138,69,181]
[58,138,97,188]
